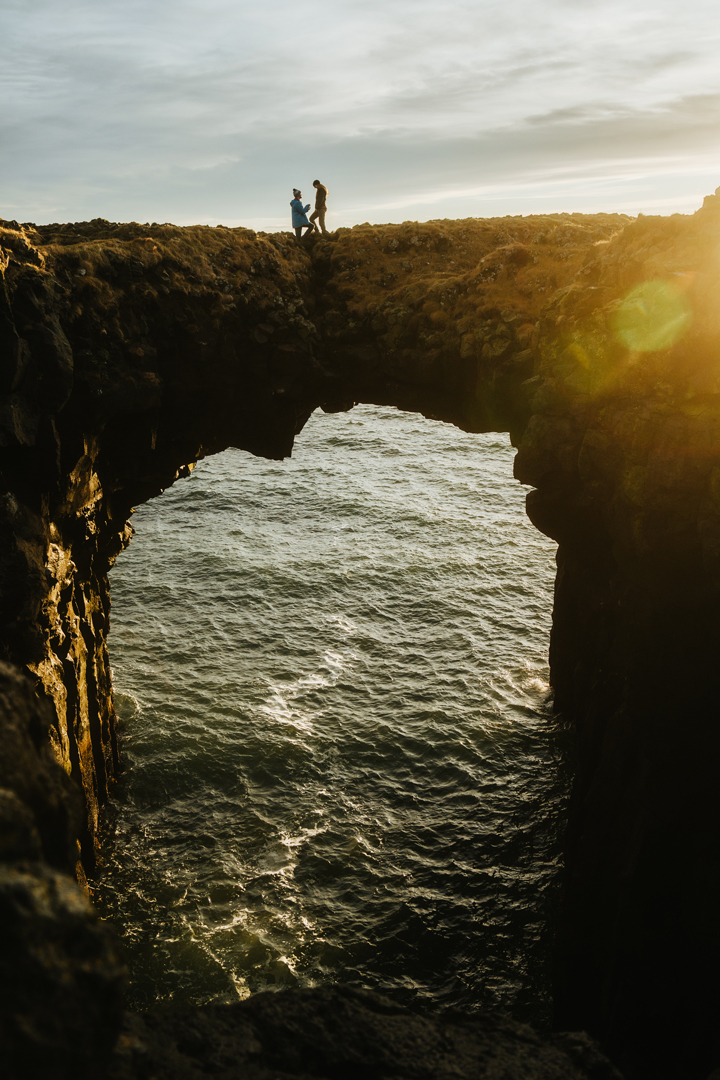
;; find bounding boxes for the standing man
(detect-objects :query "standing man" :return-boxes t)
[309,180,329,236]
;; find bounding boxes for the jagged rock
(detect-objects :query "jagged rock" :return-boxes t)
[0,660,81,872]
[107,986,623,1080]
[0,862,125,1080]
[0,660,125,1079]
[0,788,42,861]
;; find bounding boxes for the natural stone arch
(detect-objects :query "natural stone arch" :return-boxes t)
[3,202,720,1076]
[3,211,610,855]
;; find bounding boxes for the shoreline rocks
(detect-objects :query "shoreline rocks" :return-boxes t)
[108,986,623,1080]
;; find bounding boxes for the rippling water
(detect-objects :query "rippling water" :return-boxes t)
[96,404,567,1026]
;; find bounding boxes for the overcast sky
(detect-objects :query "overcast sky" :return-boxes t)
[3,0,720,229]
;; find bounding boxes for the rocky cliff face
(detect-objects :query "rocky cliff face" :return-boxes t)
[510,205,720,1080]
[2,203,720,1078]
[0,661,125,1078]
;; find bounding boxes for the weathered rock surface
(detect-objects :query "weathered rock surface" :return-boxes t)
[107,986,622,1080]
[0,661,125,1079]
[0,659,81,872]
[2,205,720,1077]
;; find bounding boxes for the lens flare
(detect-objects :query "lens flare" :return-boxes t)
[612,280,692,353]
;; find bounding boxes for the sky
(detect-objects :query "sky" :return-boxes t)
[2,0,720,230]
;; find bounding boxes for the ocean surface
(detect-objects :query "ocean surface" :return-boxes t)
[96,404,568,1026]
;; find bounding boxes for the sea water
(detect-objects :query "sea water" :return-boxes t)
[96,404,567,1026]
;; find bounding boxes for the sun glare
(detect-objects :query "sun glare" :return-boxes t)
[612,280,693,353]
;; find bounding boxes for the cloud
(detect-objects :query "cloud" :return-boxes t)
[1,0,720,225]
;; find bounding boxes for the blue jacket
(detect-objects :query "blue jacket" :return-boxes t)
[291,199,311,228]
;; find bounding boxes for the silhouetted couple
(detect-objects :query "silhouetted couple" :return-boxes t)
[291,180,328,240]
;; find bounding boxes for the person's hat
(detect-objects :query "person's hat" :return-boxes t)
[293,188,301,197]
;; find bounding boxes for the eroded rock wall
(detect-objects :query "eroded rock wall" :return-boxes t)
[0,661,125,1079]
[512,204,720,1078]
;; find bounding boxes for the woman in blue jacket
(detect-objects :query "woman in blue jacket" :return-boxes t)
[291,189,315,241]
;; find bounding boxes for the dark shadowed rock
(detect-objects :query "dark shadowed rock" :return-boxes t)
[0,660,82,872]
[0,788,42,861]
[107,986,623,1080]
[0,660,125,1079]
[0,862,125,1080]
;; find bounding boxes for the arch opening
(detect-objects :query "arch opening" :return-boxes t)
[96,404,567,1026]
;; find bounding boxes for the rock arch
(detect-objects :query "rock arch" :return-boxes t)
[3,203,720,1076]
